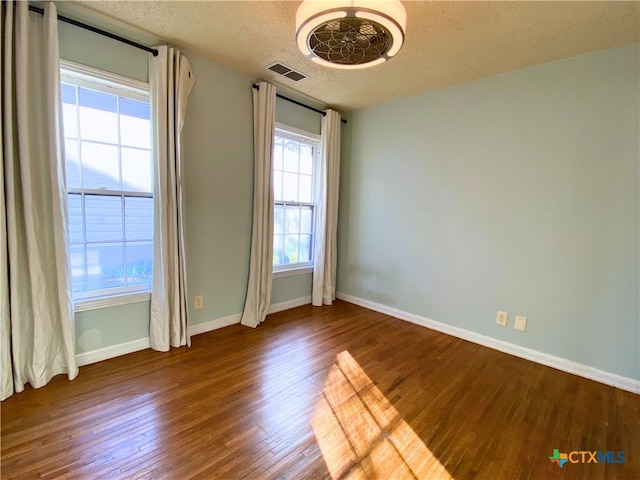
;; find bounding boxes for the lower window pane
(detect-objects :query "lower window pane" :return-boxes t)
[125,197,153,241]
[67,194,84,243]
[274,204,285,235]
[86,243,124,291]
[300,206,313,234]
[70,244,86,293]
[300,234,312,263]
[284,234,300,264]
[273,235,286,266]
[85,195,123,242]
[125,242,153,287]
[285,205,300,233]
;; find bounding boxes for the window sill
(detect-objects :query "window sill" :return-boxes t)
[74,291,151,312]
[273,266,313,279]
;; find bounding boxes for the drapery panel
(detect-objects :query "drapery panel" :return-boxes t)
[1,1,78,401]
[312,110,342,306]
[149,45,196,351]
[241,82,277,328]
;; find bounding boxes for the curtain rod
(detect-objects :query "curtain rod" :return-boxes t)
[252,84,347,124]
[28,4,158,56]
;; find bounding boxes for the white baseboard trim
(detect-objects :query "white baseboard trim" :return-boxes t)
[189,313,242,336]
[76,337,150,367]
[336,292,640,395]
[76,296,312,367]
[268,295,312,315]
[189,295,311,336]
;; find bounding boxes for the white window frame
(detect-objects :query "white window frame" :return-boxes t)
[273,123,320,278]
[61,61,153,311]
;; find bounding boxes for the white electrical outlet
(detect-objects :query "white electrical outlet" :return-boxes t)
[514,315,527,332]
[194,295,204,309]
[496,311,508,327]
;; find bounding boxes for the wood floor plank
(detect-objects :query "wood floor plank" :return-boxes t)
[1,301,638,479]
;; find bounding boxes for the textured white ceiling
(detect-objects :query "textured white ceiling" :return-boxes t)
[62,1,639,112]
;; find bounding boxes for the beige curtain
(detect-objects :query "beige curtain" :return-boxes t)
[241,82,276,328]
[149,46,196,351]
[312,110,342,306]
[1,1,78,400]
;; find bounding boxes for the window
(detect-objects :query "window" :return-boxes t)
[273,125,319,273]
[61,63,153,303]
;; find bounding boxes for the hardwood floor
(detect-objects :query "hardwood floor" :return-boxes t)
[1,300,638,479]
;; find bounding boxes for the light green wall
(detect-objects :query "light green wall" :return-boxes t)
[272,274,312,305]
[338,44,640,379]
[276,96,322,135]
[180,52,253,324]
[75,302,149,352]
[60,26,315,354]
[58,22,148,82]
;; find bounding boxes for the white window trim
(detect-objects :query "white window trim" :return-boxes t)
[74,291,151,312]
[60,60,149,100]
[273,266,314,279]
[61,61,153,309]
[275,123,321,142]
[272,123,320,276]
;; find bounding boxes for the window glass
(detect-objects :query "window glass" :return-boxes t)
[78,88,118,143]
[273,128,318,270]
[62,69,153,300]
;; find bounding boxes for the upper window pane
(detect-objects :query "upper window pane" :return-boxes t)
[299,174,312,203]
[119,97,149,119]
[61,84,77,105]
[65,139,82,189]
[283,142,299,172]
[121,148,152,193]
[273,142,283,171]
[62,85,78,139]
[79,88,117,112]
[282,172,298,202]
[273,170,283,202]
[78,88,118,144]
[300,145,313,175]
[120,98,151,149]
[81,142,120,190]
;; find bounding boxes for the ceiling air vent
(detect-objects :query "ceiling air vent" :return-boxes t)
[266,62,307,82]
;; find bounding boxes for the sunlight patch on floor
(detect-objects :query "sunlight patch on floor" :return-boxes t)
[312,351,453,479]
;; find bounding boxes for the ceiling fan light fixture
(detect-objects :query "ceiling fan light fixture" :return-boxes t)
[297,10,348,56]
[310,56,386,70]
[295,0,406,69]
